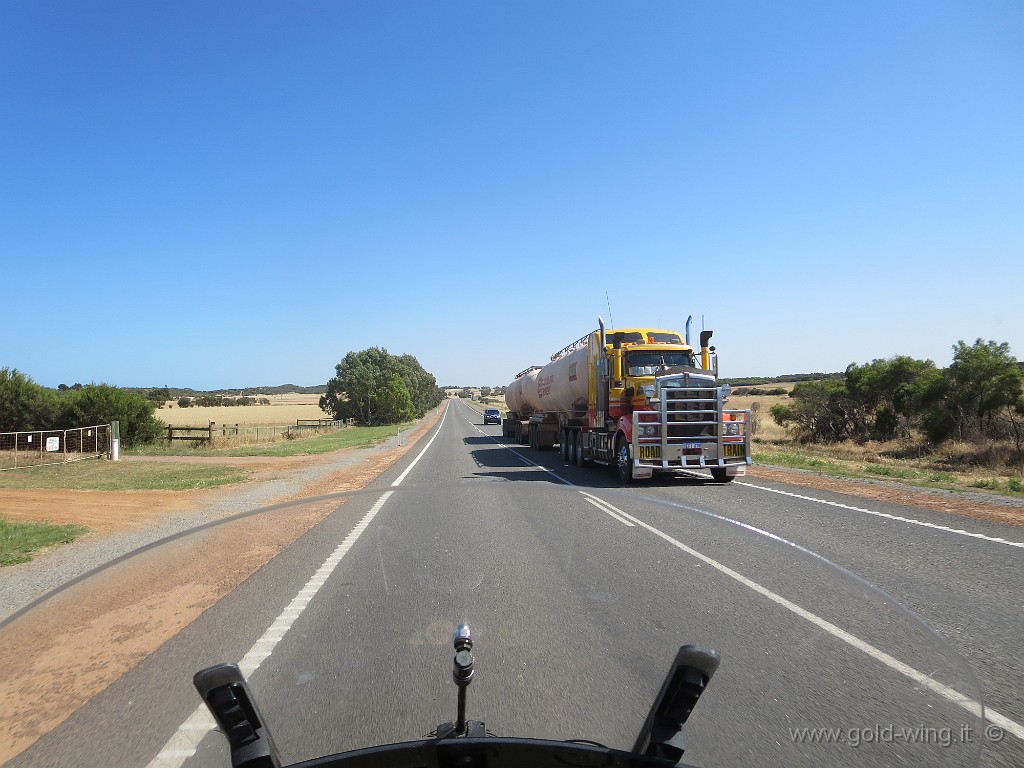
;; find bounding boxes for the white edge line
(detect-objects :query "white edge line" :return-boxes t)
[739,481,1024,548]
[391,403,449,486]
[470,402,1023,740]
[148,406,448,767]
[609,504,1024,742]
[580,492,635,526]
[451,403,1024,741]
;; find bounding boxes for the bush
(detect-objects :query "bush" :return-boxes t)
[57,384,164,447]
[0,368,59,431]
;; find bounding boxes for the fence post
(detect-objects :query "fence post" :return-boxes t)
[110,421,121,461]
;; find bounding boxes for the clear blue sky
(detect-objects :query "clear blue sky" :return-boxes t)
[2,1,1021,390]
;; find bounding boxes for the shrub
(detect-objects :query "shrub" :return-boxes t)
[57,384,164,447]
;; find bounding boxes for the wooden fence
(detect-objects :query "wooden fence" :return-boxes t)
[167,423,214,444]
[167,419,350,445]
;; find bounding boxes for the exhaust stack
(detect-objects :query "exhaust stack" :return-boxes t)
[700,330,713,371]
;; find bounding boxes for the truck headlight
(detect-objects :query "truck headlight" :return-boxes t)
[641,425,660,437]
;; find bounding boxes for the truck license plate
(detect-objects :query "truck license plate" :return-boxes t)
[638,445,661,460]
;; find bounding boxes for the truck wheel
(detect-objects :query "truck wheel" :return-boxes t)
[575,432,587,466]
[711,468,735,483]
[559,430,569,462]
[615,435,633,483]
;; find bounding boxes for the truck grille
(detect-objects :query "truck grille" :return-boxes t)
[663,386,717,439]
[631,380,751,470]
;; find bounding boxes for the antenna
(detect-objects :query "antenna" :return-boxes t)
[605,292,615,329]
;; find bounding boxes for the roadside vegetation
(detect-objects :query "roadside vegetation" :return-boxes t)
[319,348,444,426]
[1,369,165,446]
[740,339,1024,499]
[1,350,444,460]
[128,421,419,458]
[0,460,249,491]
[0,517,88,566]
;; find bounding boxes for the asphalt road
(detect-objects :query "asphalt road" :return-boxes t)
[10,398,1023,768]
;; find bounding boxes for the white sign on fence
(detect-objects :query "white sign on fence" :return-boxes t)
[46,436,61,452]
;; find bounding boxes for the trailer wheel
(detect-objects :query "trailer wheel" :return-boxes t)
[711,468,735,483]
[559,430,569,462]
[615,434,633,483]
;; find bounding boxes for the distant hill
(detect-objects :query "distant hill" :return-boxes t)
[125,384,327,398]
[720,372,844,387]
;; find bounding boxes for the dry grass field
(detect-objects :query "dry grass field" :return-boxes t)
[156,393,326,427]
[725,387,792,443]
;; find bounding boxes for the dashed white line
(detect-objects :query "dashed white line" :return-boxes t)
[605,501,1024,742]
[147,407,450,768]
[415,402,1024,742]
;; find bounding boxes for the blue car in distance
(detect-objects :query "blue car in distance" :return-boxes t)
[483,407,501,425]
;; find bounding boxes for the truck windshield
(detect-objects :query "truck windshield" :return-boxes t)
[626,351,696,376]
[644,332,682,343]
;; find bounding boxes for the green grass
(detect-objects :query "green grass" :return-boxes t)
[204,422,416,457]
[753,450,854,477]
[0,461,249,491]
[128,422,415,458]
[0,422,422,492]
[864,464,921,480]
[0,517,89,566]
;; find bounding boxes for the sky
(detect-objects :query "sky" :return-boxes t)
[2,1,1021,390]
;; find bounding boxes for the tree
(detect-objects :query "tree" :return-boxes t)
[0,368,58,431]
[844,356,942,440]
[147,387,172,407]
[770,379,854,443]
[320,348,443,426]
[927,339,1024,441]
[57,384,165,447]
[393,353,445,416]
[379,374,415,423]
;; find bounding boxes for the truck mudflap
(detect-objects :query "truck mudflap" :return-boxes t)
[631,385,753,476]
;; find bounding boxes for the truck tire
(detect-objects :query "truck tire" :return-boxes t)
[615,434,633,484]
[559,430,569,462]
[711,467,735,483]
[574,431,587,467]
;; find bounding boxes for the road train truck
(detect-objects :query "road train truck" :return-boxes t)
[502,317,752,483]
